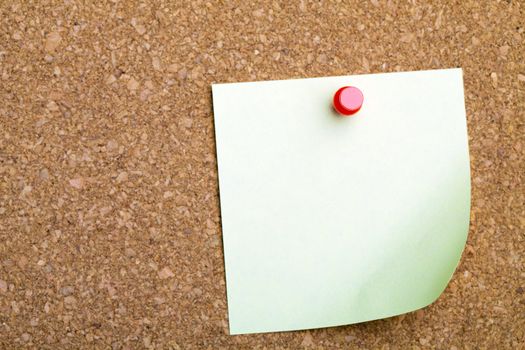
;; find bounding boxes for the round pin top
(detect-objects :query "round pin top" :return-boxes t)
[333,86,364,116]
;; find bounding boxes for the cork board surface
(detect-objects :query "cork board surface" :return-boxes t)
[0,0,523,348]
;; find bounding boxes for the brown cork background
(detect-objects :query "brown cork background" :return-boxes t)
[0,0,524,349]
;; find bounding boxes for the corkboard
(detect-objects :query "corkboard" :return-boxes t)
[0,1,523,348]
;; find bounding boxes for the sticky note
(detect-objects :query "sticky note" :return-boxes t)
[212,68,470,335]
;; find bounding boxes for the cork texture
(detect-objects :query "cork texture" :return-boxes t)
[0,1,523,348]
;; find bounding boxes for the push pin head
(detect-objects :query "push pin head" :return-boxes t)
[333,86,364,116]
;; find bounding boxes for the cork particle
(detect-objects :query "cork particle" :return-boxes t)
[44,32,61,52]
[158,267,175,279]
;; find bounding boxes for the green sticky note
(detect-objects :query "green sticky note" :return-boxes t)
[212,68,470,335]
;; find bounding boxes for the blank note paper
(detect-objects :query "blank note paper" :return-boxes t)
[212,68,471,335]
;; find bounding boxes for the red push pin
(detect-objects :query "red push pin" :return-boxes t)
[333,86,364,116]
